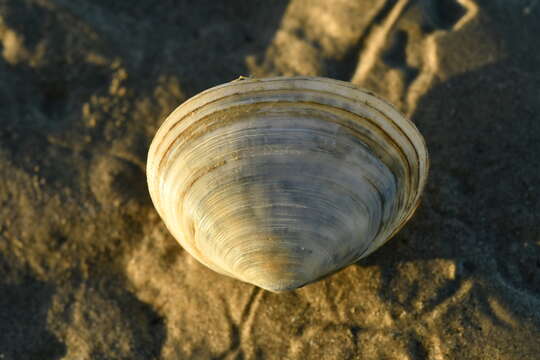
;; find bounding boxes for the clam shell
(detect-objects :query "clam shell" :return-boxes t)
[147,76,428,292]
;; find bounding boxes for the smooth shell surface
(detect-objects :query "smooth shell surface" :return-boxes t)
[147,77,428,292]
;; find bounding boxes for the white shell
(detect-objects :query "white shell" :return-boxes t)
[147,77,428,292]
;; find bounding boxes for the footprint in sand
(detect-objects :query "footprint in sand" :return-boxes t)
[350,0,477,113]
[247,0,477,114]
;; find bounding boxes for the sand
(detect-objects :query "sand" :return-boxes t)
[0,0,539,359]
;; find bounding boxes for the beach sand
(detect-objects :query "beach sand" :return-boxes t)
[0,0,539,358]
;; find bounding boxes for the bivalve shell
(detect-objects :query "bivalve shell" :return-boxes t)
[147,76,428,292]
